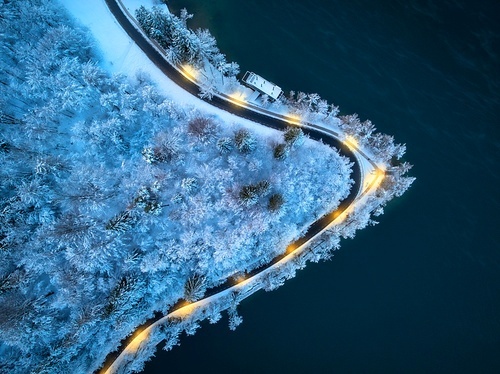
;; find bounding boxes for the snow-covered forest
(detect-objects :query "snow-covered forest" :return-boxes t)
[0,1,354,372]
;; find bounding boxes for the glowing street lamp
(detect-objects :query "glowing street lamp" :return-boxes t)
[228,92,247,107]
[174,301,200,319]
[235,274,247,284]
[285,244,297,254]
[343,135,358,150]
[124,329,150,355]
[181,64,199,82]
[285,114,301,126]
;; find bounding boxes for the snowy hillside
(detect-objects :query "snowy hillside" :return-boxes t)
[0,1,353,372]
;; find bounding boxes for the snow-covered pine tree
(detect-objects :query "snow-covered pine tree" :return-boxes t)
[216,137,233,154]
[283,126,305,147]
[227,306,243,331]
[268,193,284,212]
[183,274,206,302]
[234,128,256,154]
[273,142,289,160]
[198,82,216,100]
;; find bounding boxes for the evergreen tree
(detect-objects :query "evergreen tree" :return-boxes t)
[183,274,206,302]
[181,177,198,195]
[187,116,217,143]
[234,129,256,154]
[198,83,216,100]
[228,306,243,331]
[268,193,284,212]
[273,143,289,160]
[216,137,233,154]
[239,180,270,206]
[283,126,305,147]
[105,210,135,233]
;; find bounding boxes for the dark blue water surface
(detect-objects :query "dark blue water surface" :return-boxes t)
[145,0,499,372]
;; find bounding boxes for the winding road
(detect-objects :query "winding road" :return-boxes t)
[98,1,382,373]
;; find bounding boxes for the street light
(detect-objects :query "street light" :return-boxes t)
[343,135,358,149]
[285,114,301,126]
[286,244,297,254]
[124,329,151,355]
[228,92,247,107]
[181,64,199,81]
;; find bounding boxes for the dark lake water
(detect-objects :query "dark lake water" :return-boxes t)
[144,0,500,372]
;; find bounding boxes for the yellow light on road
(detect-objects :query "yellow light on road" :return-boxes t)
[124,329,150,354]
[229,92,246,101]
[235,275,246,283]
[286,244,297,254]
[362,168,386,194]
[343,135,358,149]
[331,210,341,220]
[285,114,301,125]
[374,169,385,187]
[171,301,196,319]
[181,64,199,81]
[228,92,247,107]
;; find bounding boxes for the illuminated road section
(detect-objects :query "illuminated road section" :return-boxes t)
[98,1,387,372]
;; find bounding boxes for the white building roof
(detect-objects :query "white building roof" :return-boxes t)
[242,72,283,100]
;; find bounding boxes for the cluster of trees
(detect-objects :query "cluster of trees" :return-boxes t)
[107,152,416,372]
[133,2,410,177]
[112,288,245,373]
[0,1,354,372]
[107,4,414,372]
[339,114,407,163]
[273,126,305,160]
[275,91,407,169]
[135,5,239,78]
[284,90,340,119]
[239,180,270,207]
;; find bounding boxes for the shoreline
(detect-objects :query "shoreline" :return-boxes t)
[96,1,388,373]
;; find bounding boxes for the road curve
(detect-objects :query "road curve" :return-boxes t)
[98,1,366,372]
